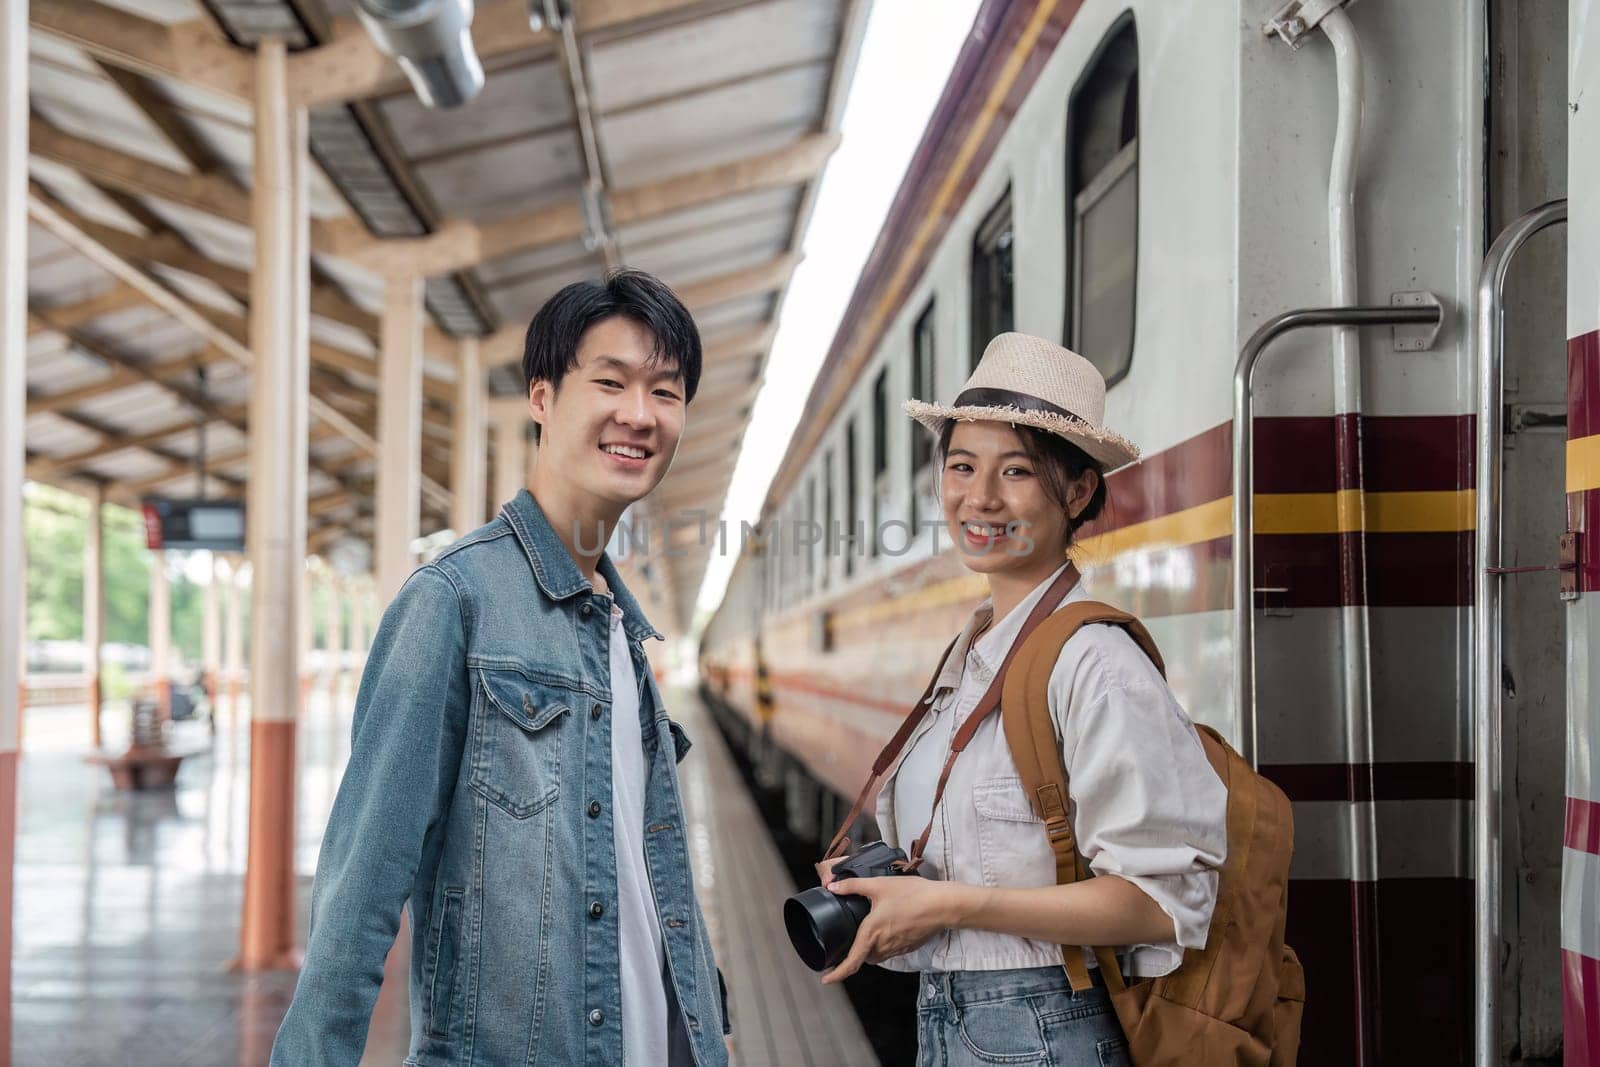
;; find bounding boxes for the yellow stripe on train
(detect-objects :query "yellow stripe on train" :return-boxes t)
[1567,434,1600,494]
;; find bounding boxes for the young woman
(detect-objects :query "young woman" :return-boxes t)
[816,333,1227,1067]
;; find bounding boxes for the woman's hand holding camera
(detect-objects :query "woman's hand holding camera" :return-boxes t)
[818,875,968,984]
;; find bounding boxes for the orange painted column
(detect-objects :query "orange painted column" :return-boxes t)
[0,0,28,1051]
[237,36,309,973]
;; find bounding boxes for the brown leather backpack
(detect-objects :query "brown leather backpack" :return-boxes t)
[1001,602,1304,1066]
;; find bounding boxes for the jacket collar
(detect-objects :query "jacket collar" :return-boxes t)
[500,489,663,643]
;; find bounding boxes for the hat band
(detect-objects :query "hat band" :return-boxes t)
[953,387,1089,428]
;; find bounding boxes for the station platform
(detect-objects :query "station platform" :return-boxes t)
[12,681,874,1065]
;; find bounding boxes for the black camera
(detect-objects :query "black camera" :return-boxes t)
[783,841,924,972]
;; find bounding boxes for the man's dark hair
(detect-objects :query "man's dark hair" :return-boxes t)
[522,270,701,441]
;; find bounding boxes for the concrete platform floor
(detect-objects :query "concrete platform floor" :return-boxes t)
[13,679,874,1066]
[13,679,399,1067]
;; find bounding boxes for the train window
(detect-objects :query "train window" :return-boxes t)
[845,421,858,578]
[910,302,937,532]
[806,478,816,594]
[1066,16,1138,385]
[822,449,835,590]
[871,367,888,557]
[969,189,1014,372]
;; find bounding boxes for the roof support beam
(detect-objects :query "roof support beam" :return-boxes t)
[30,3,253,100]
[347,133,840,278]
[30,118,368,256]
[25,282,144,337]
[25,405,247,481]
[677,253,800,313]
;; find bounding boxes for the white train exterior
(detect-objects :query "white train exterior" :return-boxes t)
[699,1,1597,1062]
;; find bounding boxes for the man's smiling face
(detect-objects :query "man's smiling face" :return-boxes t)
[529,314,686,509]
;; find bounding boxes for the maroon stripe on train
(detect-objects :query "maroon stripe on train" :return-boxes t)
[1566,949,1600,1067]
[1256,531,1473,608]
[1083,415,1474,539]
[1568,329,1600,440]
[1569,484,1600,594]
[1260,761,1472,803]
[1569,795,1600,856]
[1288,878,1472,1066]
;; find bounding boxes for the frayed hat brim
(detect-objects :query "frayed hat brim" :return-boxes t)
[902,399,1140,472]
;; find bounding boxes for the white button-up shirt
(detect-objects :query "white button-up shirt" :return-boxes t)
[875,563,1228,977]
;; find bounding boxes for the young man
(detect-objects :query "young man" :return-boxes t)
[272,271,728,1066]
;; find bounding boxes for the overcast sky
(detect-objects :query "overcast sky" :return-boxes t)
[691,0,982,617]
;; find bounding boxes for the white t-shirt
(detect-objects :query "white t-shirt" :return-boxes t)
[608,602,677,1066]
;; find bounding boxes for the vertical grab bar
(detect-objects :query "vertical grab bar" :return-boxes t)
[1472,198,1566,1067]
[1232,305,1443,767]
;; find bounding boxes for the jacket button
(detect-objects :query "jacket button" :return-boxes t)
[589,900,604,919]
[591,702,602,720]
[588,1008,604,1026]
[588,800,602,818]
[580,603,593,618]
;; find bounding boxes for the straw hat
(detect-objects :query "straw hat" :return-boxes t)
[903,332,1140,470]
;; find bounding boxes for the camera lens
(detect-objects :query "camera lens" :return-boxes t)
[783,886,871,972]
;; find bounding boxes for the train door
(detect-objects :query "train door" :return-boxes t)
[1488,5,1570,1060]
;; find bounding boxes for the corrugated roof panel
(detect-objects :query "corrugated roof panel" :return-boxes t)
[626,214,794,289]
[76,382,190,428]
[25,413,105,456]
[28,349,112,395]
[617,186,800,248]
[475,235,594,286]
[100,0,205,26]
[694,293,774,335]
[28,31,101,74]
[588,0,841,113]
[380,58,573,162]
[600,64,827,185]
[414,126,584,224]
[28,162,150,234]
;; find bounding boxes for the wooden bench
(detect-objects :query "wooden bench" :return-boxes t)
[84,745,204,790]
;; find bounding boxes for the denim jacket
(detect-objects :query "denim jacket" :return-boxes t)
[271,490,729,1066]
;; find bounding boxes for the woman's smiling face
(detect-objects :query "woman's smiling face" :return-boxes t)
[939,420,1097,576]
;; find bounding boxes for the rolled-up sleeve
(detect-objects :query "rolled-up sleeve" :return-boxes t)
[1047,632,1228,953]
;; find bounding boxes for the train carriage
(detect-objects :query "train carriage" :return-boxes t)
[700,1,1597,1062]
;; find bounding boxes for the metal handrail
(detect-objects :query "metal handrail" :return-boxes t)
[1473,198,1566,1067]
[1231,303,1444,767]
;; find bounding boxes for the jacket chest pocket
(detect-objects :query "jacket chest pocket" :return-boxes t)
[468,668,570,818]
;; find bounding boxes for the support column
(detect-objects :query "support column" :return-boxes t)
[345,577,363,672]
[148,554,171,719]
[224,556,244,713]
[85,485,104,750]
[201,554,221,706]
[239,36,309,973]
[451,337,487,536]
[0,0,18,1042]
[377,275,423,604]
[492,399,528,512]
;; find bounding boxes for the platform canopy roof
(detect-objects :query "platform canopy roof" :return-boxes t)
[22,0,866,633]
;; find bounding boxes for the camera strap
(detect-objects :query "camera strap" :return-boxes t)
[821,563,1081,867]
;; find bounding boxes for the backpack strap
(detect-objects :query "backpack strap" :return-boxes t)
[999,602,1167,992]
